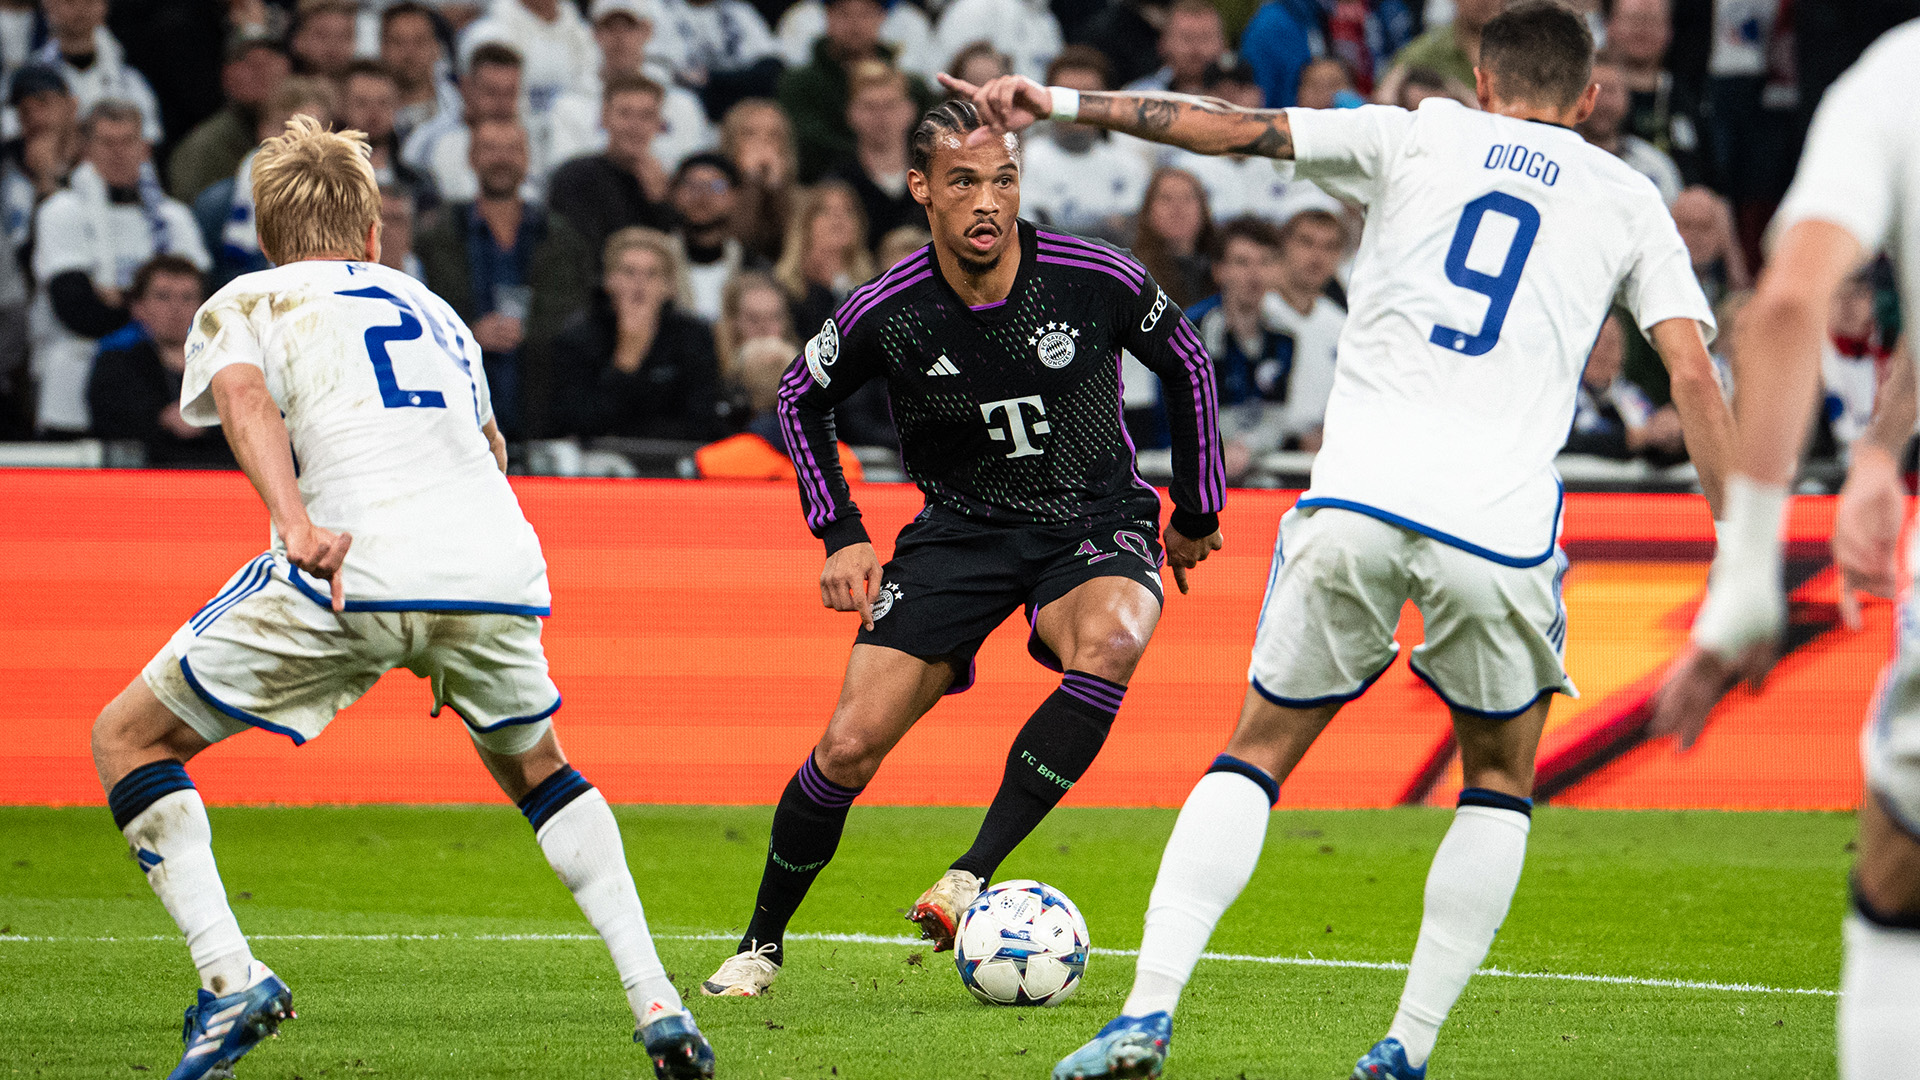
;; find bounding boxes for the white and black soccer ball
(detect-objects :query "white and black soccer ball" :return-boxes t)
[953,879,1090,1006]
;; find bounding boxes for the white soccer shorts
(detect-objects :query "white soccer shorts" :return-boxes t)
[1863,601,1920,838]
[1248,506,1576,718]
[142,553,560,756]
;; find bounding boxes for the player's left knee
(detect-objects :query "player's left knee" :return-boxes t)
[1063,626,1150,683]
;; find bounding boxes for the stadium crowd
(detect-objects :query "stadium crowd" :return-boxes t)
[0,0,1905,480]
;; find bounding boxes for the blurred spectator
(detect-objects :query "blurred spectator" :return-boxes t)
[1607,0,1707,185]
[1822,271,1892,457]
[289,0,359,87]
[545,0,716,172]
[35,0,163,142]
[779,0,934,181]
[719,98,797,261]
[0,0,34,82]
[1565,314,1684,462]
[211,76,338,284]
[547,72,677,265]
[773,178,873,336]
[382,2,461,144]
[3,64,78,245]
[1020,46,1148,238]
[1392,64,1463,109]
[670,150,763,320]
[0,146,24,427]
[934,0,1062,82]
[30,100,208,435]
[552,225,724,439]
[343,61,437,205]
[1132,166,1212,309]
[658,0,785,120]
[1705,0,1799,271]
[168,37,290,202]
[1121,0,1225,94]
[437,0,488,35]
[944,40,1013,92]
[403,43,540,203]
[695,333,867,477]
[1244,0,1414,108]
[1668,185,1749,306]
[1578,54,1682,205]
[1075,0,1165,89]
[1374,0,1499,108]
[458,0,598,118]
[85,255,233,467]
[377,183,425,279]
[829,61,925,252]
[776,0,938,78]
[875,222,930,268]
[416,116,593,437]
[1295,56,1360,110]
[1155,57,1295,224]
[714,267,793,380]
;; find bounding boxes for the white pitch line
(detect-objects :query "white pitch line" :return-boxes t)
[0,929,1836,997]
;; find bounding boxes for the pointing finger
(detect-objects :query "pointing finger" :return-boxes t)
[937,73,979,98]
[1171,562,1189,595]
[1838,584,1862,632]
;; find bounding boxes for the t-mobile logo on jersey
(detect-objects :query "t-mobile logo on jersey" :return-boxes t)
[980,396,1050,458]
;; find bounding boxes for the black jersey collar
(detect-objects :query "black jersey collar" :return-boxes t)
[928,218,1036,325]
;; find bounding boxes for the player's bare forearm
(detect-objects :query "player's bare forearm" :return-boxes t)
[210,365,309,531]
[1860,338,1916,463]
[1075,91,1296,158]
[1729,220,1867,486]
[482,416,509,473]
[1650,317,1735,518]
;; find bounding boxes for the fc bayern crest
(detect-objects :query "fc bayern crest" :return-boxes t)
[1029,322,1080,369]
[872,581,903,621]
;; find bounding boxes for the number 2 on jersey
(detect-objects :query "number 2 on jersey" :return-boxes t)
[337,285,447,409]
[1430,191,1540,357]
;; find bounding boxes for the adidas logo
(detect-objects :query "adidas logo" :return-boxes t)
[925,355,960,377]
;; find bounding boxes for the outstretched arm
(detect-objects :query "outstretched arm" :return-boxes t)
[939,73,1296,159]
[1647,317,1733,518]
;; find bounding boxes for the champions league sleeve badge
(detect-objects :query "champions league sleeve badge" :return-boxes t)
[804,319,841,386]
[1029,322,1081,369]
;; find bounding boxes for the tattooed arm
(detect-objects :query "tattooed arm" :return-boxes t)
[938,73,1296,159]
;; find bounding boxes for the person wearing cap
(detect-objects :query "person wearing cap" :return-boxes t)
[457,0,599,118]
[543,0,716,175]
[667,151,764,321]
[34,0,163,142]
[1,62,77,245]
[1119,0,1225,95]
[167,37,291,203]
[777,0,936,182]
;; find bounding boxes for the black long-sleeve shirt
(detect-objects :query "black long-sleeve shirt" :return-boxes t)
[550,296,724,440]
[777,220,1225,552]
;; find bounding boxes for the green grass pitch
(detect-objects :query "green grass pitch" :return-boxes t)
[2,805,1852,1079]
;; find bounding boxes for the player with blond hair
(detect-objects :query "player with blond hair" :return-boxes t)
[87,116,715,1080]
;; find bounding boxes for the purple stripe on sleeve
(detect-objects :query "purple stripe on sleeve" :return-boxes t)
[1035,237,1145,286]
[832,255,930,325]
[777,367,833,528]
[1035,229,1148,272]
[1168,324,1225,506]
[842,268,934,330]
[1035,254,1143,294]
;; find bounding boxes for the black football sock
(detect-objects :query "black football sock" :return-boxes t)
[950,670,1124,882]
[738,754,862,964]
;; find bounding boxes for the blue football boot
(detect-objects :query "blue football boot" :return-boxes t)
[636,999,716,1080]
[1052,1012,1173,1080]
[167,965,294,1080]
[1352,1037,1427,1080]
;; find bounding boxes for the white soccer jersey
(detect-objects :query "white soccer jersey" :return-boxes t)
[1775,20,1920,392]
[180,260,550,614]
[1285,98,1713,565]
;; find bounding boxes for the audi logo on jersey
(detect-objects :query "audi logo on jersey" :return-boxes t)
[980,396,1050,458]
[1140,289,1171,331]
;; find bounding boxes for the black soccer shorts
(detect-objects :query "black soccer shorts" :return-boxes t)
[854,510,1166,693]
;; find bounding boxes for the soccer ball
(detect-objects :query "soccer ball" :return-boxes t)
[953,879,1090,1006]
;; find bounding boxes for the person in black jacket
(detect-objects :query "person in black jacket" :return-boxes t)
[85,254,233,467]
[551,226,724,440]
[545,72,676,270]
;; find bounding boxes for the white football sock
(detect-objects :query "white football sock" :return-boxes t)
[1386,805,1531,1068]
[1839,914,1920,1079]
[120,789,255,995]
[1121,771,1273,1018]
[535,788,683,1020]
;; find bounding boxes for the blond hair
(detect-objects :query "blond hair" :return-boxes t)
[773,180,873,301]
[604,226,691,308]
[251,114,379,264]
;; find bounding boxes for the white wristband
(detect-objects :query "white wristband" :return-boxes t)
[1715,474,1789,571]
[1047,86,1080,123]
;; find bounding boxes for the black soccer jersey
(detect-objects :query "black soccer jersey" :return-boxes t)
[776,219,1226,552]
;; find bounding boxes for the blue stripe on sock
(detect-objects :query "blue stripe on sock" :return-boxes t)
[518,766,592,831]
[108,760,195,830]
[1457,787,1533,816]
[1205,753,1279,807]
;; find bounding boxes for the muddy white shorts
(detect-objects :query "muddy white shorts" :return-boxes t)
[142,553,560,756]
[1248,506,1576,718]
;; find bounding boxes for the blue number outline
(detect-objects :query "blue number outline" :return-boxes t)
[1430,191,1541,357]
[336,285,447,409]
